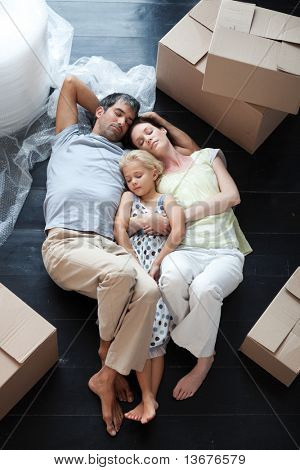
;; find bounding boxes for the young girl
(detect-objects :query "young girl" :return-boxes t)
[114,149,185,424]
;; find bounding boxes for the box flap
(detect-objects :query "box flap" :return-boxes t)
[250,6,300,45]
[248,279,300,353]
[0,284,56,364]
[210,1,300,75]
[285,267,300,299]
[161,15,212,65]
[189,0,222,32]
[249,312,296,353]
[277,42,300,76]
[215,0,256,34]
[209,23,279,70]
[276,320,300,373]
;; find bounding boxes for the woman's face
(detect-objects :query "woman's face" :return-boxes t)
[130,123,168,159]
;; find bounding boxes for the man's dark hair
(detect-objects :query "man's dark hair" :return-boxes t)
[91,93,140,128]
[99,93,140,114]
[124,116,170,149]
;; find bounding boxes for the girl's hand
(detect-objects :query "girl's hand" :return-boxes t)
[149,262,160,282]
[142,214,170,236]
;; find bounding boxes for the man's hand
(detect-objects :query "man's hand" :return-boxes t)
[139,111,161,124]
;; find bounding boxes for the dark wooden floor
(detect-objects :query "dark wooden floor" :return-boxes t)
[1,0,300,450]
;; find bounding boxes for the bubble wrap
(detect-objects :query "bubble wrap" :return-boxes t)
[0,22,156,247]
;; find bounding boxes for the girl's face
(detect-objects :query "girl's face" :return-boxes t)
[122,161,158,197]
[130,123,168,159]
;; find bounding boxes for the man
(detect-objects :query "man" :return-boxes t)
[42,75,162,437]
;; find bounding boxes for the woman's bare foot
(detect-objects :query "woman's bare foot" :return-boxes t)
[173,355,215,400]
[125,395,158,424]
[88,368,123,437]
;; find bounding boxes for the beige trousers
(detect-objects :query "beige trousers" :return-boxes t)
[42,228,160,375]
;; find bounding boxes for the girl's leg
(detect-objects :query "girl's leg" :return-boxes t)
[124,358,159,424]
[151,355,165,399]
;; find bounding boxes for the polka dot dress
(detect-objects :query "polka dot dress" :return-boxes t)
[131,194,174,357]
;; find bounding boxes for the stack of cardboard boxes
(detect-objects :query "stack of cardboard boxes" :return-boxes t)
[156,0,300,385]
[156,0,300,153]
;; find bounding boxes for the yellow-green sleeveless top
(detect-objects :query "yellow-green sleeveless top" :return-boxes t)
[157,148,252,255]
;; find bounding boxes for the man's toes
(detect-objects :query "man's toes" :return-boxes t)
[104,419,117,437]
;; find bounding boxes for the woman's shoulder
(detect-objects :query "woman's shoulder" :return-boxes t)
[191,148,226,167]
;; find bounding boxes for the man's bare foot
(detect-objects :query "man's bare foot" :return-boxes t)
[173,355,214,400]
[88,369,123,437]
[125,395,158,424]
[98,343,133,403]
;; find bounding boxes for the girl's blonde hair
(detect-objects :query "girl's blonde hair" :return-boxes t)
[119,150,164,178]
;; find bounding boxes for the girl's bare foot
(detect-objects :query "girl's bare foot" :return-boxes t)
[173,355,214,400]
[125,395,158,424]
[88,369,123,437]
[141,395,158,424]
[124,402,144,422]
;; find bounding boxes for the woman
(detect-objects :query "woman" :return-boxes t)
[125,112,252,402]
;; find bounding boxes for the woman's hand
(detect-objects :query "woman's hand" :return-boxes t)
[142,214,170,235]
[149,262,161,282]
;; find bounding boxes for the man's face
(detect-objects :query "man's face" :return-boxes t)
[95,100,136,142]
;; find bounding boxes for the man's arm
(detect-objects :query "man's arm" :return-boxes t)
[185,156,241,224]
[114,192,138,258]
[140,111,200,155]
[55,75,100,134]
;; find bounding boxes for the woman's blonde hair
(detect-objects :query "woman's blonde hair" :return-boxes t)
[120,150,164,180]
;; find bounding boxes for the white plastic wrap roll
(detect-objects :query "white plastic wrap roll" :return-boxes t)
[0,0,50,136]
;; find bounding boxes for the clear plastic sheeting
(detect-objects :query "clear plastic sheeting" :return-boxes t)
[0,58,156,249]
[47,56,156,119]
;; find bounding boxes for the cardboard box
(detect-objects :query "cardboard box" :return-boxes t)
[0,284,58,420]
[156,0,287,154]
[202,0,300,114]
[240,268,300,386]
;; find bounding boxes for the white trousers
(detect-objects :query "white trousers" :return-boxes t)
[159,247,244,358]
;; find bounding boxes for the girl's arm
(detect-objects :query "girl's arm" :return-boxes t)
[149,195,185,280]
[184,156,241,224]
[114,192,137,258]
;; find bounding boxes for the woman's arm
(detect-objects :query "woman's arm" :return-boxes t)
[149,195,185,280]
[185,156,241,224]
[140,111,200,155]
[114,192,137,257]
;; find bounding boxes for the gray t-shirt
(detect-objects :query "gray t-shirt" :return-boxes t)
[44,124,125,239]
